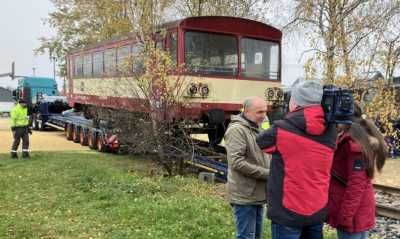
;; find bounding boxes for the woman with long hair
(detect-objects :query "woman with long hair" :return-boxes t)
[327,104,387,239]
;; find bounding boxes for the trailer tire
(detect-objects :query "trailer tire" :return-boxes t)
[80,129,88,146]
[66,124,73,140]
[88,130,97,149]
[37,120,45,131]
[97,134,106,152]
[32,115,39,130]
[72,126,80,143]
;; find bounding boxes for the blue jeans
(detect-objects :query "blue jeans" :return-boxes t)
[233,204,264,239]
[337,229,368,239]
[271,222,323,239]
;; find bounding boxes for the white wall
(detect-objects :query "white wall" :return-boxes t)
[0,102,15,113]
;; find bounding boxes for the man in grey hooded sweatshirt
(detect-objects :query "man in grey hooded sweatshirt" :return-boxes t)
[225,96,271,239]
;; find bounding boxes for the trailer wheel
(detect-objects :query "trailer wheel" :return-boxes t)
[37,120,45,131]
[66,124,73,140]
[32,115,39,130]
[97,134,106,152]
[80,129,88,146]
[88,130,97,149]
[72,126,80,143]
[207,123,225,147]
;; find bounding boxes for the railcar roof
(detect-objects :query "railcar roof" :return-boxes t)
[69,16,282,55]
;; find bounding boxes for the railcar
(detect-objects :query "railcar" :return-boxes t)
[66,16,283,144]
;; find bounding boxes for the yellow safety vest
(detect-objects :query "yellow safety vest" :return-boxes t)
[261,117,270,130]
[10,104,29,127]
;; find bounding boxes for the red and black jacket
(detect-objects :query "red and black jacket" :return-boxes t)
[256,105,337,227]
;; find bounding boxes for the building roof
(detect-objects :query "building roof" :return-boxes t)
[358,71,384,82]
[0,87,14,102]
[393,76,400,86]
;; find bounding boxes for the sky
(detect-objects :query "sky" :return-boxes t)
[0,0,306,90]
[0,0,58,89]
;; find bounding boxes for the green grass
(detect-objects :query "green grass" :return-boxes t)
[0,151,337,239]
[0,151,237,239]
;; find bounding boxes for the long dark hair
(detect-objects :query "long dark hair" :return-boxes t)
[347,104,388,178]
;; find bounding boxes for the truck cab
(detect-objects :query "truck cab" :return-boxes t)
[13,77,58,105]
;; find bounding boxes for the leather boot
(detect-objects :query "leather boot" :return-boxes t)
[11,152,18,159]
[22,151,30,159]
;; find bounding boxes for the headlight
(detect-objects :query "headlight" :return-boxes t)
[188,83,198,96]
[266,88,275,101]
[276,89,284,100]
[266,87,284,102]
[200,85,209,97]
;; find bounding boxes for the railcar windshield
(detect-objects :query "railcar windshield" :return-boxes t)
[240,38,279,80]
[184,31,238,76]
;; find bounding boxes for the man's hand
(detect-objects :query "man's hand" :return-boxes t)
[28,128,33,135]
[11,126,16,132]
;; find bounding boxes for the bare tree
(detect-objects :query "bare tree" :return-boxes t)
[173,0,271,20]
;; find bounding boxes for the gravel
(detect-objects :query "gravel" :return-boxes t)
[371,217,400,239]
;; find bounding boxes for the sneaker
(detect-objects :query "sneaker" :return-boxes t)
[22,152,30,159]
[11,152,18,159]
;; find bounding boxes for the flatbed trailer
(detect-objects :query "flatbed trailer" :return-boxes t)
[32,97,119,153]
[33,97,228,179]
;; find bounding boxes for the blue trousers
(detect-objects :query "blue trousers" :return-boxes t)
[233,204,265,239]
[271,222,323,239]
[337,229,369,239]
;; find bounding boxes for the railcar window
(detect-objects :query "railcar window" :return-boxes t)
[93,51,104,76]
[169,32,177,66]
[241,38,279,80]
[117,45,131,74]
[74,55,83,78]
[83,54,92,77]
[104,48,117,75]
[132,43,144,74]
[185,31,237,76]
[156,40,163,50]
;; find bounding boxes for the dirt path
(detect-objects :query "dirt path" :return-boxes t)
[0,118,88,154]
[1,117,399,186]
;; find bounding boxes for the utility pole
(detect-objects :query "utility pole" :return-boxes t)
[0,62,15,79]
[52,57,57,80]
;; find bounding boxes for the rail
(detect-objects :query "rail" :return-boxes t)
[376,204,400,220]
[374,183,400,220]
[373,183,400,195]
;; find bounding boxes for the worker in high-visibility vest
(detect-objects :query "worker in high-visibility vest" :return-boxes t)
[10,99,31,159]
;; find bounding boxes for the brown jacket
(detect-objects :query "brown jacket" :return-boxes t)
[225,114,271,205]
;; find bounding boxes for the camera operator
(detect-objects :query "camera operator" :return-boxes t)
[256,80,337,239]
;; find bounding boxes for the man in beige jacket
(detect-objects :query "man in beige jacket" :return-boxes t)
[225,96,271,239]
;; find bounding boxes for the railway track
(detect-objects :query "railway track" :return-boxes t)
[188,139,400,221]
[374,183,400,220]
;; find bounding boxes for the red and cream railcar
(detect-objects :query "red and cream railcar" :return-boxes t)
[66,16,282,142]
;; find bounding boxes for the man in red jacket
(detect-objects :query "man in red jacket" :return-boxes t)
[256,80,337,239]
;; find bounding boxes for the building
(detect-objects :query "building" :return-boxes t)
[393,76,400,86]
[0,87,15,116]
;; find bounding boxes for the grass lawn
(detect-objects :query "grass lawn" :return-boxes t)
[0,151,337,239]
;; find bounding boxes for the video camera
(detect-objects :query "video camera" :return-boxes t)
[321,85,354,125]
[265,84,355,125]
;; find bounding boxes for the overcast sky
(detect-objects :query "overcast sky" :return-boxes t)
[0,1,305,90]
[0,0,57,89]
